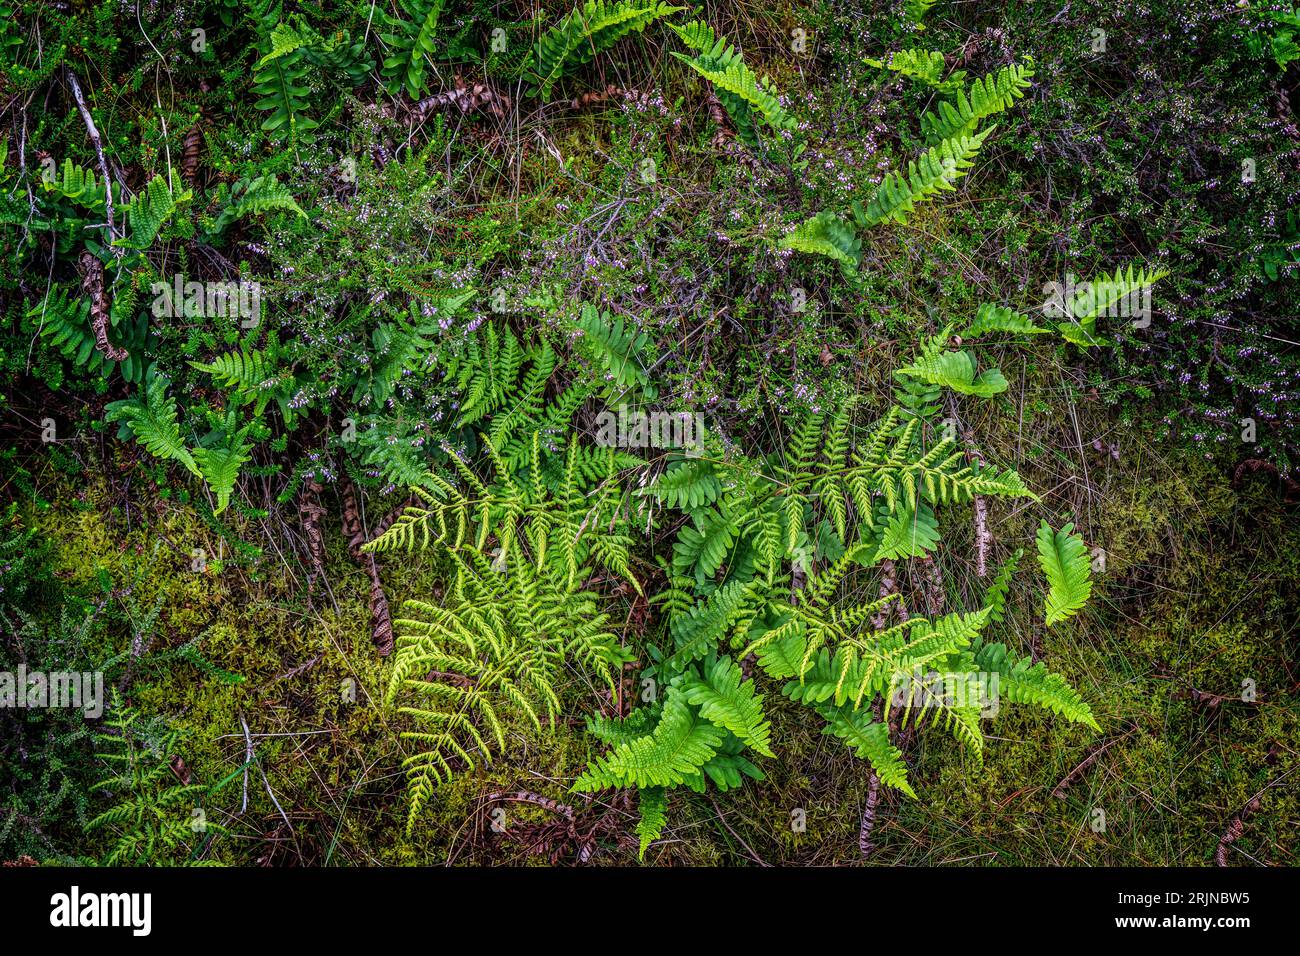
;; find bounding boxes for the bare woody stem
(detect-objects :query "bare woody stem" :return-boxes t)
[64,67,121,254]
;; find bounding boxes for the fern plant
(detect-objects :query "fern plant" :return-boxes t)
[1036,520,1093,626]
[379,0,447,99]
[669,20,797,148]
[572,303,657,400]
[574,651,771,858]
[105,372,201,479]
[367,433,641,831]
[192,410,256,516]
[355,291,473,409]
[864,48,963,90]
[204,174,305,238]
[189,333,300,423]
[651,383,1029,595]
[1261,210,1300,280]
[105,373,254,515]
[28,286,132,381]
[905,0,940,26]
[961,303,1047,339]
[252,24,319,141]
[783,56,1034,273]
[579,336,1099,856]
[1048,263,1168,346]
[857,126,995,227]
[525,1,683,99]
[894,326,1009,396]
[779,212,863,273]
[86,694,217,866]
[119,175,188,250]
[350,311,642,498]
[920,59,1035,143]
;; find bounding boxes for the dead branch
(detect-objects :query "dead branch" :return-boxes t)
[482,791,576,821]
[297,477,326,593]
[398,78,512,122]
[64,68,120,252]
[338,468,394,655]
[1215,796,1263,866]
[1052,727,1135,799]
[77,249,127,362]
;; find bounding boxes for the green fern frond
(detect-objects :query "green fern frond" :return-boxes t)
[855,125,995,226]
[650,458,722,510]
[1262,210,1300,280]
[573,303,655,398]
[634,786,667,859]
[252,33,318,141]
[873,503,941,559]
[974,640,1100,730]
[86,694,216,865]
[819,708,915,796]
[574,686,725,790]
[28,286,117,375]
[778,212,861,272]
[984,548,1022,624]
[1036,520,1093,626]
[894,338,1008,397]
[587,705,662,747]
[670,41,796,147]
[105,374,200,478]
[41,158,104,212]
[1051,263,1166,346]
[669,20,795,148]
[864,48,958,88]
[209,175,305,235]
[189,343,292,416]
[671,503,738,583]
[192,416,254,515]
[905,0,940,25]
[527,1,683,99]
[451,322,526,427]
[379,0,448,99]
[665,579,757,668]
[682,654,773,756]
[920,59,1035,143]
[963,303,1046,338]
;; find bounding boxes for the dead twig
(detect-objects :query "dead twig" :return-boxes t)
[64,68,120,253]
[1052,726,1136,799]
[1215,797,1262,867]
[77,249,127,362]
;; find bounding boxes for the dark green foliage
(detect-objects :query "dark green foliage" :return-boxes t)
[86,695,217,865]
[380,0,448,99]
[0,0,1295,871]
[526,1,683,99]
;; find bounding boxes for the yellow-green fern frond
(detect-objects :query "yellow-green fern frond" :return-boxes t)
[1036,520,1093,625]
